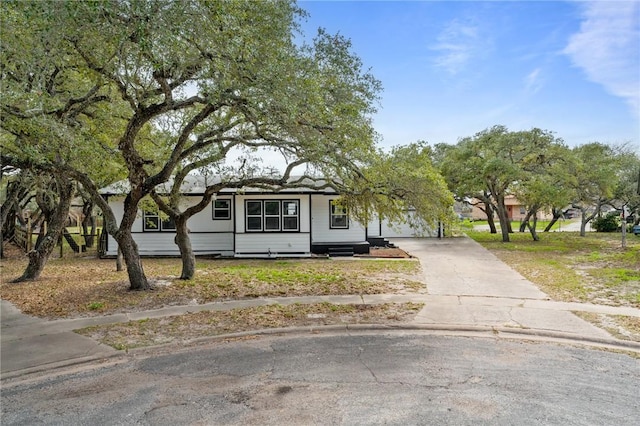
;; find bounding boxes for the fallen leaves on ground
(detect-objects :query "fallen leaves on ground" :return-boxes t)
[0,244,423,319]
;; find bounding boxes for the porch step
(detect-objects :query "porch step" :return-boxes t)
[328,247,355,257]
[367,236,396,248]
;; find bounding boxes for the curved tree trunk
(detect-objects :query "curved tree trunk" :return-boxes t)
[115,230,151,290]
[579,207,598,237]
[486,214,497,234]
[13,179,74,282]
[519,210,533,233]
[543,208,563,232]
[174,216,195,280]
[580,214,588,237]
[482,201,498,234]
[116,246,124,272]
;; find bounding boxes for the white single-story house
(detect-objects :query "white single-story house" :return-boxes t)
[99,176,436,258]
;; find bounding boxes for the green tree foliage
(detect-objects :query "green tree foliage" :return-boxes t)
[141,26,384,280]
[570,143,621,236]
[436,142,499,234]
[1,1,127,280]
[3,1,422,288]
[511,129,573,241]
[344,142,454,236]
[611,148,640,226]
[439,126,571,242]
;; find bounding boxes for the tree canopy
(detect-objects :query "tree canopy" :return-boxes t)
[2,0,454,288]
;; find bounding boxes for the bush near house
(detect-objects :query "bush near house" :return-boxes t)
[592,212,620,232]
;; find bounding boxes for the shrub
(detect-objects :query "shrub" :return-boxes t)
[592,212,620,232]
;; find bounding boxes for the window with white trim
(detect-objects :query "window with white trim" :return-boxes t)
[282,201,299,230]
[330,200,349,229]
[246,200,263,231]
[143,210,176,232]
[245,200,299,232]
[264,200,281,231]
[213,199,231,220]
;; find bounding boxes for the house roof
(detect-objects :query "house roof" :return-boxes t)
[99,174,339,196]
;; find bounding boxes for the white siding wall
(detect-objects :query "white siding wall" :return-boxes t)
[105,193,411,256]
[126,196,234,233]
[367,213,437,238]
[106,233,234,256]
[235,233,310,256]
[379,211,436,238]
[234,194,311,255]
[367,219,382,237]
[104,196,234,256]
[310,195,366,243]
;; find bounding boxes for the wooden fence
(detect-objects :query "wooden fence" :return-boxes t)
[11,218,100,257]
[13,225,32,252]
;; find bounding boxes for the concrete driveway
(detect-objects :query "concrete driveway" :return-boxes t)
[393,237,628,341]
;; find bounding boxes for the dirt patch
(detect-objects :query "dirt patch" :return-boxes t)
[573,311,640,342]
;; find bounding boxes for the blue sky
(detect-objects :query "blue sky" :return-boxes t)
[298,1,640,150]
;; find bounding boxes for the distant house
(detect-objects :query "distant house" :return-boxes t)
[99,176,435,258]
[470,195,553,221]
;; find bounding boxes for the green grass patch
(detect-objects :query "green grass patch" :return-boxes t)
[467,231,639,308]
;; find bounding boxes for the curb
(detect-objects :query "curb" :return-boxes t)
[117,323,640,359]
[4,323,639,384]
[0,352,123,383]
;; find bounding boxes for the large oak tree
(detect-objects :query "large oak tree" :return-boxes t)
[2,1,403,289]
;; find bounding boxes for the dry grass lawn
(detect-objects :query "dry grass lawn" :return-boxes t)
[468,231,640,342]
[467,231,640,308]
[1,244,425,350]
[0,244,423,319]
[76,302,424,350]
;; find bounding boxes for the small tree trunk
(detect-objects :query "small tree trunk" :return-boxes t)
[486,214,497,234]
[14,236,58,281]
[116,231,151,291]
[81,199,95,247]
[494,195,511,242]
[527,213,540,241]
[13,179,74,282]
[483,202,498,234]
[579,208,596,237]
[174,216,195,280]
[519,210,533,233]
[543,209,562,232]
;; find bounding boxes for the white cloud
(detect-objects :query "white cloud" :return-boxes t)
[563,1,640,117]
[524,68,543,94]
[431,19,481,75]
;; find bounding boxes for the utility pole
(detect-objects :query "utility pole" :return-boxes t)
[621,206,627,249]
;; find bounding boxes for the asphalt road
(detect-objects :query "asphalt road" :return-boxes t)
[2,331,639,425]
